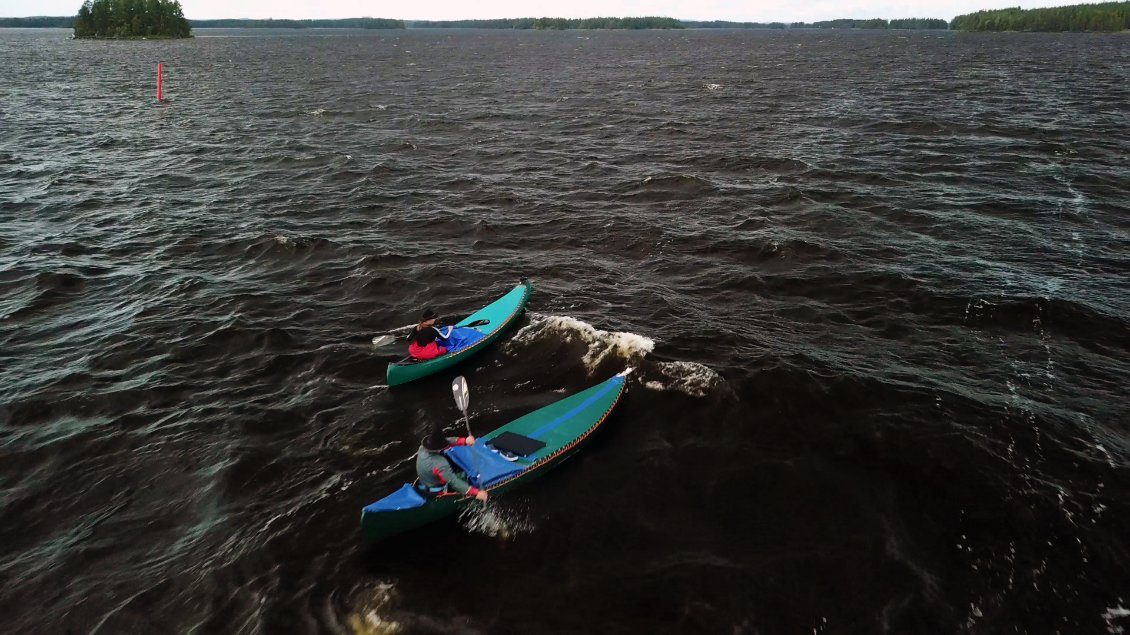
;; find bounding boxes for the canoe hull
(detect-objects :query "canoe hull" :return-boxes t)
[361,373,628,543]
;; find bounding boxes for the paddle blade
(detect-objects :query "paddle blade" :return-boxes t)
[371,334,397,347]
[451,376,470,413]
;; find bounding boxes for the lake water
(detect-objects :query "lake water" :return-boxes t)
[1,26,1128,633]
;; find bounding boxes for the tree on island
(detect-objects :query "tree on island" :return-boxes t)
[73,0,192,38]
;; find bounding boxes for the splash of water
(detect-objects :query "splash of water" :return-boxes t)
[644,360,724,398]
[347,582,400,635]
[458,502,535,540]
[509,313,655,372]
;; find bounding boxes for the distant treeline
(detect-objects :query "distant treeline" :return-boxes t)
[890,18,951,29]
[680,20,789,28]
[74,0,191,38]
[0,15,675,30]
[951,2,1130,31]
[412,17,946,29]
[0,16,75,27]
[408,17,684,29]
[682,17,949,28]
[11,6,1130,34]
[0,15,404,29]
[3,16,945,31]
[189,18,404,29]
[794,18,949,29]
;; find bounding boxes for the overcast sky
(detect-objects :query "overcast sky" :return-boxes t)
[2,0,1076,22]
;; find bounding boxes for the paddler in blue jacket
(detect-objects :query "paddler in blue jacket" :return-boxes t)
[415,430,490,502]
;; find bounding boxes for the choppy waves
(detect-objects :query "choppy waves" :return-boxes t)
[1,27,1129,634]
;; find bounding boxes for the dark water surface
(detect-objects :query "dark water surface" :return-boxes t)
[2,27,1129,633]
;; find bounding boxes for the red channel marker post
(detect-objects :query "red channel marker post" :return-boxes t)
[157,62,163,102]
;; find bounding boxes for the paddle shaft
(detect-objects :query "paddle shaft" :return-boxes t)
[460,411,473,438]
[452,376,483,497]
[372,319,489,347]
[458,408,481,481]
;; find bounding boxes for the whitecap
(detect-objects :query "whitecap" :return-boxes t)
[1103,606,1129,634]
[509,313,655,372]
[645,360,723,397]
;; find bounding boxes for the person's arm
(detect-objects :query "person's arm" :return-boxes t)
[434,325,454,340]
[440,437,487,500]
[434,460,479,496]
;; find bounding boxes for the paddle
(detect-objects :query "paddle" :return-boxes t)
[451,375,484,496]
[371,319,490,348]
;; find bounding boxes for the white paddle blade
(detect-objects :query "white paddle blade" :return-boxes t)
[452,376,470,413]
[371,334,396,347]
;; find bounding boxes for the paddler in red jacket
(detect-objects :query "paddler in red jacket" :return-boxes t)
[407,308,451,360]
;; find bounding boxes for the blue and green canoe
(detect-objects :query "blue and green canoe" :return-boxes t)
[386,279,532,387]
[361,370,631,543]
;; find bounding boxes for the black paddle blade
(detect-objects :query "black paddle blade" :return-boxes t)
[452,376,470,413]
[462,319,489,328]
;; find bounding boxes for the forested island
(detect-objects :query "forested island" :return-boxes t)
[73,0,191,38]
[951,1,1129,31]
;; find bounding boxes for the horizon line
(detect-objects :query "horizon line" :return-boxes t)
[1,14,960,22]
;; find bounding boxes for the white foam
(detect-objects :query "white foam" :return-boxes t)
[1103,606,1129,634]
[459,503,534,540]
[347,582,400,634]
[1105,607,1130,618]
[646,361,724,398]
[509,314,654,372]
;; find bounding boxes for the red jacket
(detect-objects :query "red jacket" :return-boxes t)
[408,340,447,360]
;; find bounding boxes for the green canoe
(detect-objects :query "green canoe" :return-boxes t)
[361,370,631,543]
[386,279,532,387]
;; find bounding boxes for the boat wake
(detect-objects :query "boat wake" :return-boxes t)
[504,313,726,397]
[507,313,655,372]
